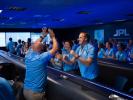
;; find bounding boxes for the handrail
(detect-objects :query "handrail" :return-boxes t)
[98,58,133,71]
[0,50,132,99]
[47,67,133,99]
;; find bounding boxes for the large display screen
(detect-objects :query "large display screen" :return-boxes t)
[94,29,104,43]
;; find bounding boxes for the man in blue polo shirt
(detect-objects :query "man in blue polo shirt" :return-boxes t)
[70,32,99,80]
[7,37,15,54]
[23,28,58,100]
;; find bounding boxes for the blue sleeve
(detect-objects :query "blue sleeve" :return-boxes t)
[115,51,119,59]
[40,52,53,62]
[111,49,115,56]
[75,46,80,54]
[123,52,127,60]
[87,46,94,58]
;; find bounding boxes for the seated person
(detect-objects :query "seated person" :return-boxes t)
[127,46,133,63]
[104,42,115,59]
[97,43,105,58]
[115,43,127,62]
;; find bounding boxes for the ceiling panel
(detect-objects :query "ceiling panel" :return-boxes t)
[0,0,133,28]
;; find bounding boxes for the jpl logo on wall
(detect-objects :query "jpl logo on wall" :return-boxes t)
[113,29,130,37]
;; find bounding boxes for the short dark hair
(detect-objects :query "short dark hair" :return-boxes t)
[18,39,21,44]
[118,43,125,50]
[108,42,113,48]
[27,38,31,43]
[9,37,12,41]
[64,40,73,47]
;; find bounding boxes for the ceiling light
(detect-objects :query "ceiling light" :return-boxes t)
[115,19,126,22]
[60,19,64,22]
[43,23,46,25]
[77,11,90,14]
[52,18,64,22]
[38,23,46,26]
[9,17,13,20]
[8,6,26,11]
[33,15,42,17]
[0,10,3,13]
[0,23,5,25]
[96,22,103,25]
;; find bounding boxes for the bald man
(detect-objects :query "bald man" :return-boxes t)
[23,28,58,100]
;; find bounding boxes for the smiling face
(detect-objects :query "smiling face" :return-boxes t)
[64,41,71,51]
[78,32,87,45]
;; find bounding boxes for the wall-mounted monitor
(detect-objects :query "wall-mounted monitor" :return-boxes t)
[94,29,104,43]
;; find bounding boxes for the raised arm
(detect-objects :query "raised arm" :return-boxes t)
[32,28,48,51]
[48,28,58,55]
[34,27,48,43]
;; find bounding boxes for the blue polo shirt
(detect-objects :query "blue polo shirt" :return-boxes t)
[24,49,52,93]
[7,41,15,54]
[62,50,75,72]
[105,48,114,59]
[16,44,22,56]
[76,44,98,80]
[116,51,127,61]
[98,48,105,58]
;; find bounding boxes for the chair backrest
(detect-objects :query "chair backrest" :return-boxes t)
[0,77,15,100]
[115,76,128,91]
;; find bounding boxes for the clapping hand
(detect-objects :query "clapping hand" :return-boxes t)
[70,50,76,56]
[63,55,68,60]
[70,50,79,58]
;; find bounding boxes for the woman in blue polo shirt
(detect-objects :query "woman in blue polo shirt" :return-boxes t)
[62,40,76,72]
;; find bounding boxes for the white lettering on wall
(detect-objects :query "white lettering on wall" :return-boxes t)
[113,29,130,37]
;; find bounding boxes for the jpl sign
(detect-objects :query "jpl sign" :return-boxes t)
[113,29,130,37]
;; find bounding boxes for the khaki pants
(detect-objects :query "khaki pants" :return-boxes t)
[23,89,46,100]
